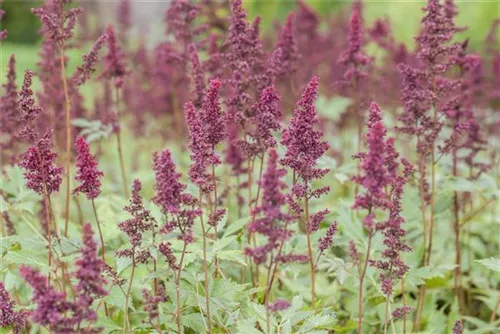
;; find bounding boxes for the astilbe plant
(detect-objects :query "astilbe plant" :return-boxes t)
[352,101,414,333]
[2,1,500,333]
[280,76,330,308]
[153,148,202,332]
[32,0,84,238]
[20,223,106,333]
[0,282,26,333]
[0,55,19,163]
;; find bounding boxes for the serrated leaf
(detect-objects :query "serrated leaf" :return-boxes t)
[476,257,500,273]
[116,257,132,275]
[223,216,250,237]
[236,317,262,334]
[217,250,246,265]
[71,118,92,127]
[104,286,135,311]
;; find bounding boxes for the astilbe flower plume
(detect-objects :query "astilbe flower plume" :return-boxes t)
[73,33,108,87]
[245,149,293,264]
[153,149,186,214]
[0,282,25,333]
[337,7,371,91]
[353,102,393,213]
[239,85,282,158]
[19,131,64,196]
[18,70,42,142]
[224,0,263,122]
[200,78,226,147]
[273,12,300,79]
[31,0,83,45]
[142,285,167,324]
[318,221,339,253]
[440,43,488,175]
[281,76,329,183]
[0,9,7,41]
[185,102,220,193]
[188,43,205,108]
[354,102,414,319]
[153,149,202,243]
[416,0,460,75]
[73,223,107,328]
[281,77,330,232]
[117,179,156,263]
[102,25,127,88]
[0,55,19,159]
[20,266,76,332]
[165,0,199,49]
[73,136,104,199]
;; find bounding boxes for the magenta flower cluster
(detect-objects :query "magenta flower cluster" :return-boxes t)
[73,136,104,200]
[19,131,64,196]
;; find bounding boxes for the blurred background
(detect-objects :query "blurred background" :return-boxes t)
[1,0,499,85]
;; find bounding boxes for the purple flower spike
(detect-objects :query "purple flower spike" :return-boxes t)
[73,136,104,200]
[0,282,26,333]
[18,70,42,142]
[153,149,186,214]
[268,299,291,312]
[19,131,64,196]
[201,78,226,147]
[318,221,339,252]
[281,76,329,183]
[102,25,127,88]
[73,33,108,87]
[74,223,107,322]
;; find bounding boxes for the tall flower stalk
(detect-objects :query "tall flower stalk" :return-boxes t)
[32,0,83,237]
[102,24,128,197]
[185,101,219,332]
[73,136,105,261]
[280,76,330,308]
[396,0,460,327]
[153,148,202,333]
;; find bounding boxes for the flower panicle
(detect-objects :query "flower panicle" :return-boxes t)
[19,131,64,196]
[0,282,26,333]
[73,33,108,87]
[73,136,104,200]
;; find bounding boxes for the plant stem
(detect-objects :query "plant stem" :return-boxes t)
[401,278,407,334]
[114,88,129,198]
[44,194,53,285]
[123,253,135,333]
[199,190,211,333]
[60,47,72,238]
[305,191,316,309]
[176,242,188,334]
[91,199,106,262]
[92,199,110,317]
[211,145,220,277]
[357,232,373,334]
[452,147,465,313]
[384,296,390,334]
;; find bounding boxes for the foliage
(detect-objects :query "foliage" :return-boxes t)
[0,0,499,333]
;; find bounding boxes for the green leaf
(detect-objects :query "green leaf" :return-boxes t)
[214,235,236,251]
[104,286,135,311]
[116,257,132,275]
[236,317,262,334]
[476,257,500,273]
[94,317,123,334]
[217,250,246,265]
[181,313,206,333]
[71,118,92,127]
[223,216,250,237]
